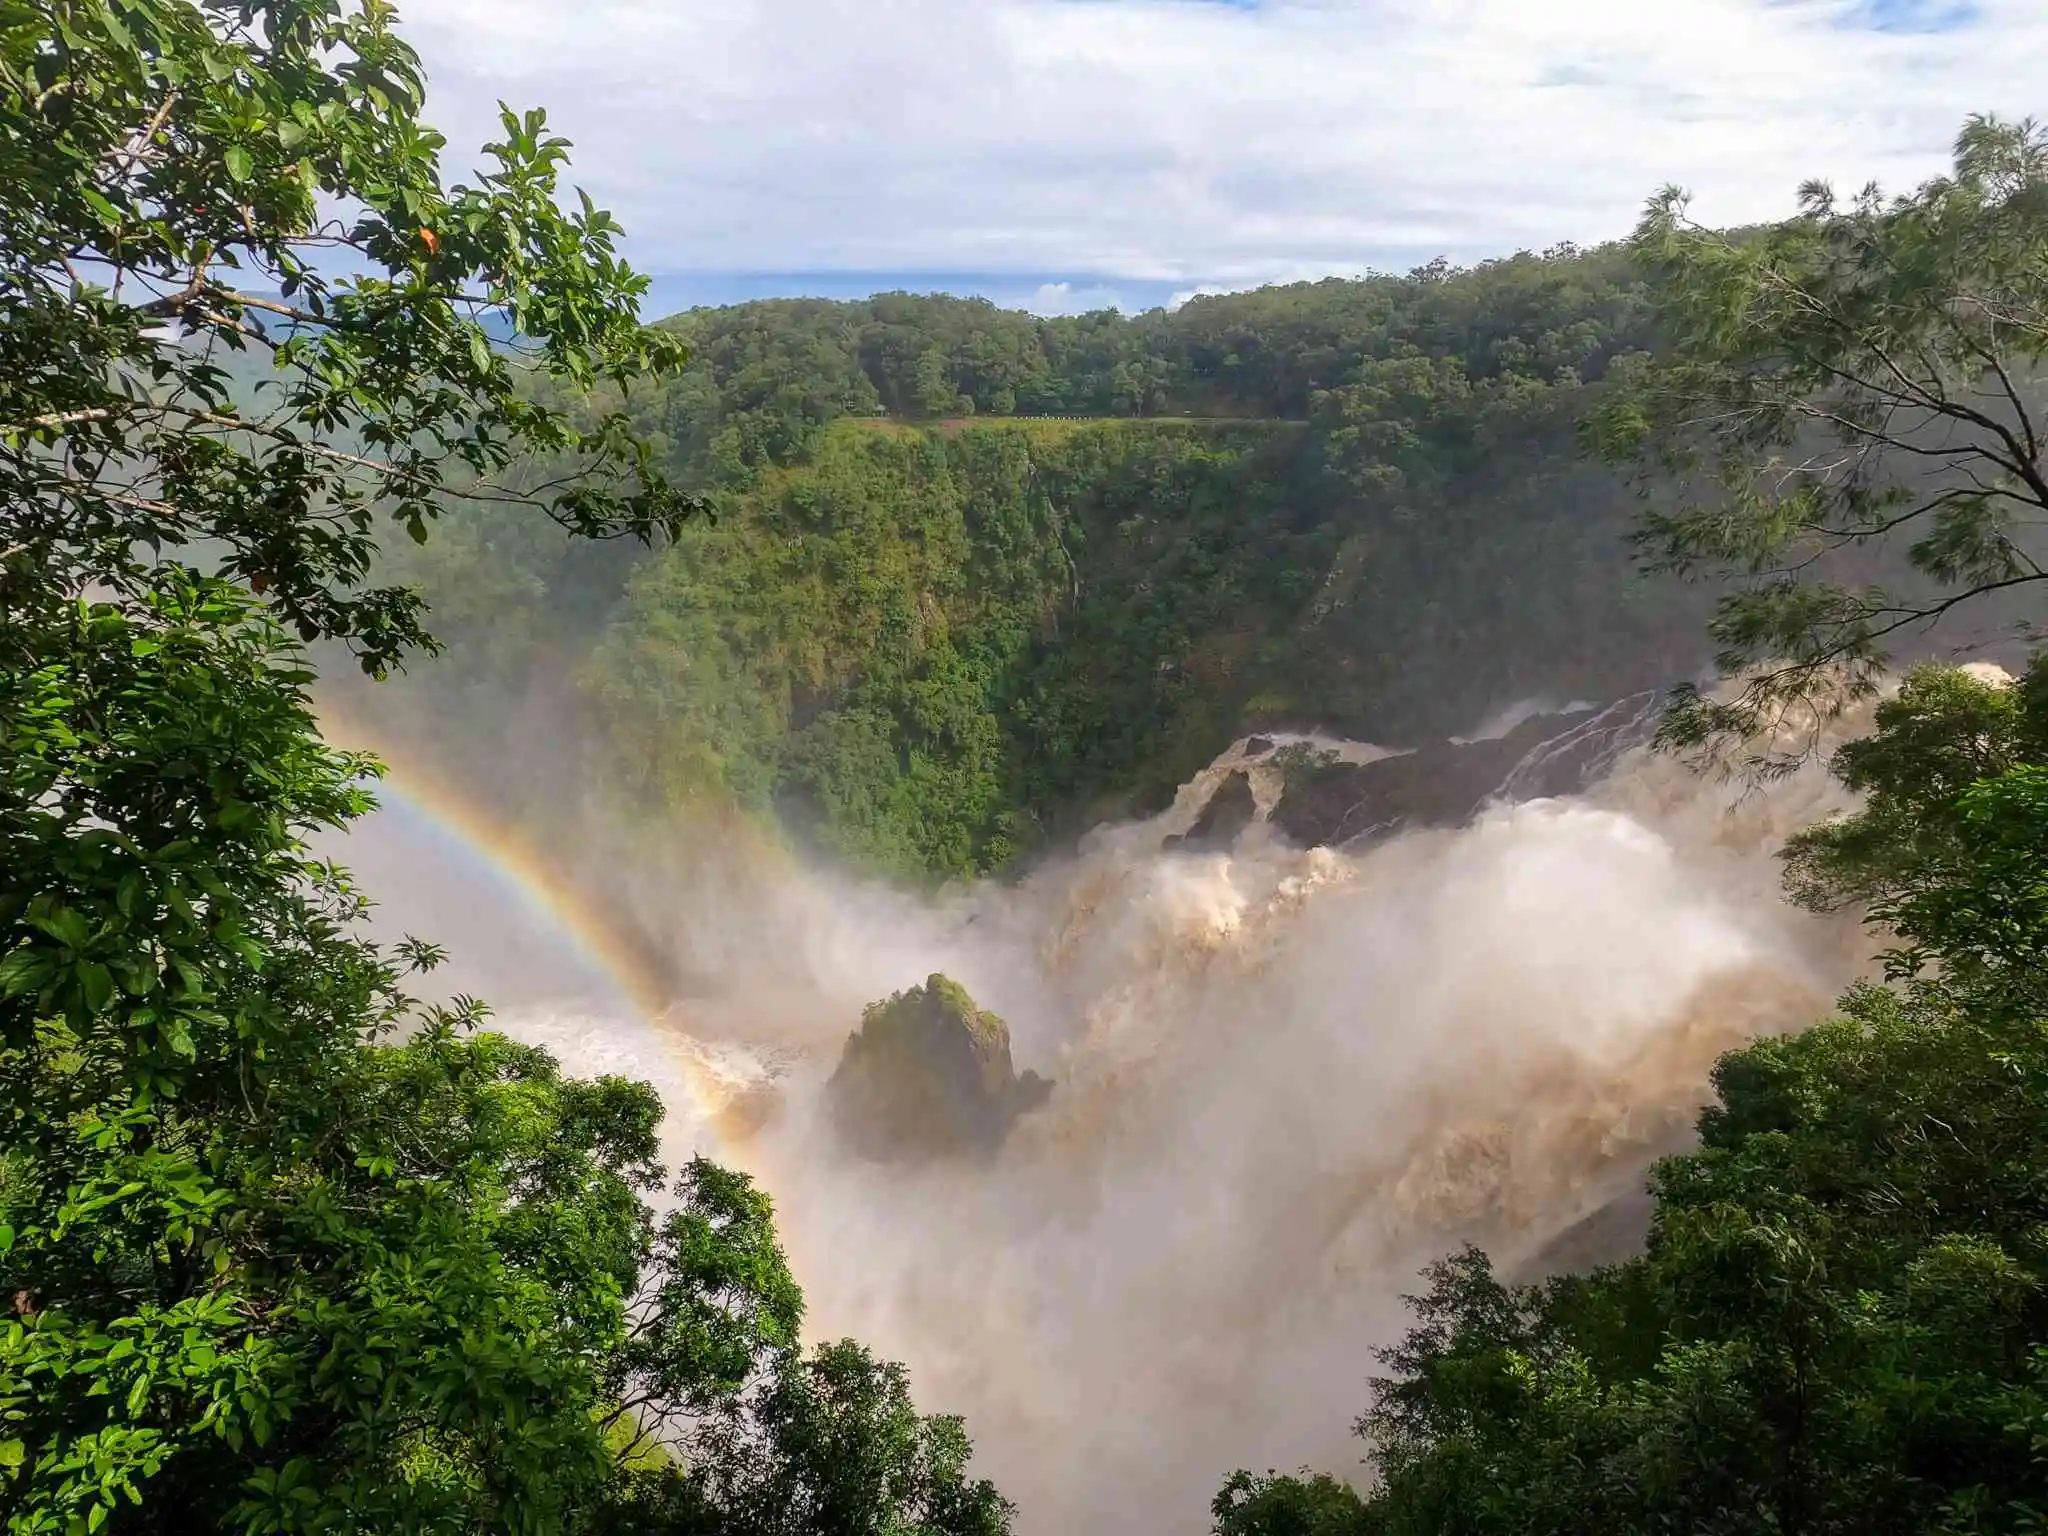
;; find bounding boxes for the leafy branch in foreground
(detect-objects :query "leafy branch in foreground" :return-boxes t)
[0,4,1009,1532]
[0,0,698,674]
[0,573,1012,1534]
[1593,113,2048,772]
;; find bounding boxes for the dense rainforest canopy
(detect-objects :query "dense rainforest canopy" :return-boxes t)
[353,241,1716,879]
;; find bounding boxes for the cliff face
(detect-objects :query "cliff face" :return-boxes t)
[1265,701,1649,849]
[1144,695,1668,861]
[826,974,1053,1162]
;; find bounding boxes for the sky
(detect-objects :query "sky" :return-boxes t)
[395,0,2048,318]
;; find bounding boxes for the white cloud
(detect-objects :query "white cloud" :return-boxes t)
[395,0,2048,285]
[1167,283,1243,311]
[1023,280,1141,315]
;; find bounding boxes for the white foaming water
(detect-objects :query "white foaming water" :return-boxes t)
[346,690,1893,1536]
[1449,694,1602,744]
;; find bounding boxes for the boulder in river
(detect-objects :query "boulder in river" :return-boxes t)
[827,974,1052,1162]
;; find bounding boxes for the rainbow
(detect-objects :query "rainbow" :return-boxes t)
[314,695,779,1147]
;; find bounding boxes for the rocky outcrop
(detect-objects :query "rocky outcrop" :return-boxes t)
[1509,1188,1654,1282]
[1268,698,1656,850]
[827,974,1052,1162]
[1163,770,1257,853]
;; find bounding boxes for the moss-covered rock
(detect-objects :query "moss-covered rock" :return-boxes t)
[827,974,1052,1162]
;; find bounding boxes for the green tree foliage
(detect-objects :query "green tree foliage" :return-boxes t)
[1780,662,2038,917]
[1,0,696,676]
[628,247,1648,487]
[360,247,1702,881]
[1211,1470,1370,1536]
[0,3,1008,1531]
[0,583,1006,1536]
[1223,657,2048,1534]
[1594,115,2048,769]
[0,577,739,1530]
[587,420,1334,875]
[603,1342,1011,1536]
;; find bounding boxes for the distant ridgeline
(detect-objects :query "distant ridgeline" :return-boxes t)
[342,247,1726,880]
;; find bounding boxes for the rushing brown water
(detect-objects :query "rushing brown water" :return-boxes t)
[341,685,1903,1535]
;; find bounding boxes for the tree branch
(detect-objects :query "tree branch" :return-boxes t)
[110,90,180,176]
[1953,323,2040,467]
[7,407,123,433]
[1856,339,2048,510]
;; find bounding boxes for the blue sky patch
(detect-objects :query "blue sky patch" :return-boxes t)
[1839,0,1979,33]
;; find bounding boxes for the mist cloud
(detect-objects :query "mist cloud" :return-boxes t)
[345,700,1889,1534]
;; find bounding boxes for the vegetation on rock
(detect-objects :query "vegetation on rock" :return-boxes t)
[827,976,1052,1164]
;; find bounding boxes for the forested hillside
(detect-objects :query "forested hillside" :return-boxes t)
[348,248,1718,877]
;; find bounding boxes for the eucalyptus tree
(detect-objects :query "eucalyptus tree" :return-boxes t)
[1597,115,2048,769]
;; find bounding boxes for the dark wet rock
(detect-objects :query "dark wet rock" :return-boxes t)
[1162,770,1257,854]
[1267,701,1651,850]
[827,974,1052,1163]
[1510,1188,1654,1282]
[1126,775,1182,822]
[1242,736,1275,758]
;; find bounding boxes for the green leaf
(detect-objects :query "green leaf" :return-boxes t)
[224,145,253,183]
[0,1439,21,1470]
[0,947,52,998]
[78,185,123,225]
[78,961,116,1014]
[30,906,91,949]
